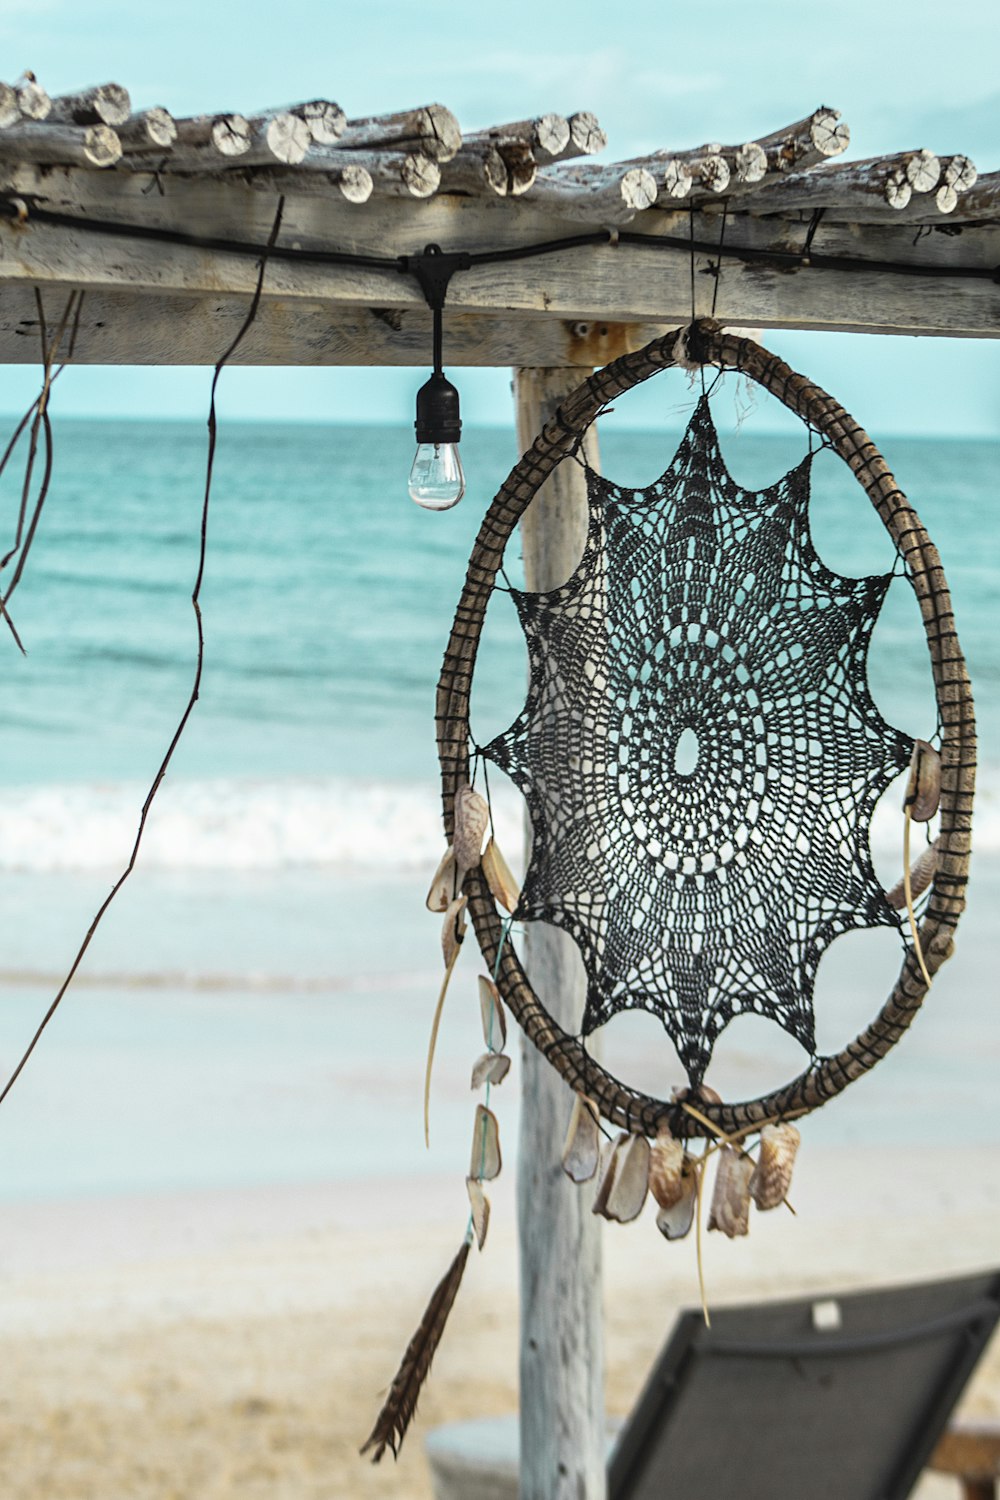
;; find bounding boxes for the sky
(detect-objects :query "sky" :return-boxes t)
[0,0,998,435]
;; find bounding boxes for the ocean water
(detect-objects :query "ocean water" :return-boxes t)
[0,387,996,1198]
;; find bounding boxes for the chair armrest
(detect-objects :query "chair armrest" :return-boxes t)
[928,1420,1000,1499]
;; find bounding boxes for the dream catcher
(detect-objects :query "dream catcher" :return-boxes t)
[363,319,974,1460]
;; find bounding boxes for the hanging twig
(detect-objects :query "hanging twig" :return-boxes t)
[0,198,286,1112]
[0,291,84,651]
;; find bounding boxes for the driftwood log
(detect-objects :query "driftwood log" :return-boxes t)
[47,84,131,128]
[335,104,461,162]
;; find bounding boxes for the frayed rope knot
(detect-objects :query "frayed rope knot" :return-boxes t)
[671,317,723,372]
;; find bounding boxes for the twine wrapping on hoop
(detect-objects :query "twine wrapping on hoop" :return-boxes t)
[435,320,975,1139]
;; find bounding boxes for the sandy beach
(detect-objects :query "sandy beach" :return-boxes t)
[0,1127,997,1498]
[0,858,994,1499]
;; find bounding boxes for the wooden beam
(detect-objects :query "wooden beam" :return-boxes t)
[0,287,672,367]
[0,167,997,346]
[515,364,605,1500]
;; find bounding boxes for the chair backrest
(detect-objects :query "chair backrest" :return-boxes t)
[609,1269,1000,1500]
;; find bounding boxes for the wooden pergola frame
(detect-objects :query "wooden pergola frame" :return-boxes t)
[1,85,996,1500]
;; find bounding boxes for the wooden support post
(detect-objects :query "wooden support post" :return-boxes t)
[513,366,605,1500]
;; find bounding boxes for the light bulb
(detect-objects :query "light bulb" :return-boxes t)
[408,442,466,511]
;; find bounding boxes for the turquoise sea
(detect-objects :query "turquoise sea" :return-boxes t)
[0,384,996,1200]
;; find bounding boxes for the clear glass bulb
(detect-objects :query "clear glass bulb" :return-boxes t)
[408,443,465,511]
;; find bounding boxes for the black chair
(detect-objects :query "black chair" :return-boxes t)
[609,1269,1000,1500]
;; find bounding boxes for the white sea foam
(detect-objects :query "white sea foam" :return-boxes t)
[0,777,525,874]
[0,771,994,874]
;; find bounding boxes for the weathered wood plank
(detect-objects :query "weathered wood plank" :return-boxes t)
[515,365,605,1500]
[0,168,997,340]
[0,288,672,367]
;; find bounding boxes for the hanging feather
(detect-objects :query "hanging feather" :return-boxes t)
[361,1237,471,1463]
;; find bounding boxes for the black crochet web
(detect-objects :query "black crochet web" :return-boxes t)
[483,397,912,1087]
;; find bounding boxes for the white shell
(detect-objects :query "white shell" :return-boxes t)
[454,783,490,879]
[561,1094,601,1184]
[905,739,941,822]
[655,1157,697,1240]
[466,1177,491,1249]
[592,1132,650,1224]
[441,895,468,968]
[470,1104,502,1181]
[426,845,457,913]
[478,975,507,1050]
[750,1123,801,1211]
[887,839,939,910]
[482,837,520,914]
[649,1125,686,1210]
[471,1051,511,1090]
[707,1146,754,1238]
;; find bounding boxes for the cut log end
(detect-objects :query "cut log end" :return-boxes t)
[84,124,122,168]
[662,159,694,198]
[698,153,730,194]
[15,77,51,121]
[811,108,850,157]
[621,166,657,211]
[338,164,373,203]
[120,107,177,150]
[211,114,251,158]
[569,110,607,156]
[942,153,977,193]
[884,170,912,210]
[402,152,441,197]
[264,112,312,165]
[422,103,462,162]
[49,82,131,128]
[299,99,346,145]
[906,148,941,194]
[734,141,767,183]
[533,111,570,160]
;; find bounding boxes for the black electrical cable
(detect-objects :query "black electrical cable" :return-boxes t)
[2,191,998,286]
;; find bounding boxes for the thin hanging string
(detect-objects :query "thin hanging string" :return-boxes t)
[0,197,287,1113]
[710,201,728,320]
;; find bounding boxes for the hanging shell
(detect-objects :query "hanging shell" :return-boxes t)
[471,1051,511,1090]
[649,1124,687,1210]
[425,845,458,913]
[466,1177,491,1249]
[482,838,520,914]
[904,740,942,822]
[707,1146,754,1238]
[887,839,940,910]
[441,895,468,968]
[593,1132,650,1224]
[478,975,507,1050]
[655,1155,698,1240]
[454,783,490,880]
[750,1122,801,1211]
[470,1104,502,1181]
[561,1094,601,1184]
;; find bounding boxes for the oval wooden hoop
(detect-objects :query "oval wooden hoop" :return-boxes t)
[436,320,976,1139]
